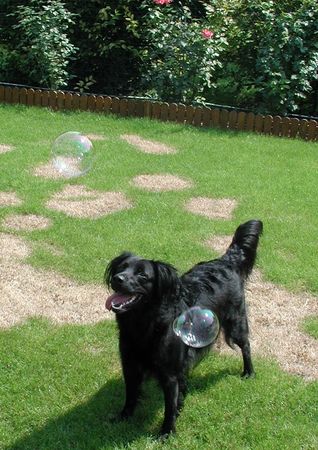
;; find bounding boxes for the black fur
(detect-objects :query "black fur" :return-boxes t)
[105,220,263,437]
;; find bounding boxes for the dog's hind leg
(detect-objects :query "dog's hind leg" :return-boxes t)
[235,336,254,378]
[223,316,255,378]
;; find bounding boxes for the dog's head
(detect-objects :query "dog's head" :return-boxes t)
[105,252,179,314]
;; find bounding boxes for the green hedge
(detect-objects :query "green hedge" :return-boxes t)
[0,0,317,115]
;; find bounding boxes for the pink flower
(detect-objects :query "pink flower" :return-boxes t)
[153,0,172,5]
[202,29,214,39]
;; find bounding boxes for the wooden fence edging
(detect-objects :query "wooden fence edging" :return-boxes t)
[0,85,317,142]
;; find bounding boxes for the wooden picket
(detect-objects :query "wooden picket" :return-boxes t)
[79,94,88,111]
[111,97,120,114]
[169,103,178,122]
[177,104,186,124]
[289,118,300,138]
[281,117,291,137]
[57,91,65,110]
[211,108,220,127]
[49,91,57,109]
[219,109,229,129]
[202,107,212,127]
[87,95,96,111]
[34,89,42,107]
[5,86,12,103]
[307,120,318,140]
[160,103,169,121]
[272,116,282,136]
[0,84,317,141]
[255,115,264,133]
[12,87,20,104]
[186,105,195,125]
[144,100,152,118]
[42,91,50,107]
[95,95,104,112]
[263,115,273,134]
[20,88,27,105]
[228,110,237,130]
[135,100,145,118]
[246,112,255,131]
[152,101,161,120]
[237,111,246,131]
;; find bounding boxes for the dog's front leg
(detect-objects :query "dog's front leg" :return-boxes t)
[120,356,143,420]
[159,375,179,437]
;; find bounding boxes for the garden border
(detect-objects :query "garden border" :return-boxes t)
[1,84,318,141]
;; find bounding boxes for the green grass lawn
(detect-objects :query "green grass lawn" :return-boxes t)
[1,319,317,450]
[0,104,317,449]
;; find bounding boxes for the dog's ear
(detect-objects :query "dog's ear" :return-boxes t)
[152,260,180,300]
[104,252,134,287]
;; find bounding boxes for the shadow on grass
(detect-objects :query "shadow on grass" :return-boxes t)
[6,365,231,450]
[6,378,145,450]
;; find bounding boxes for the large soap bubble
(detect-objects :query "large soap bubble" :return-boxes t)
[173,306,219,348]
[52,131,94,178]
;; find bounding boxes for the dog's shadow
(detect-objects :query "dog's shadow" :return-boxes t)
[6,367,230,450]
[6,378,143,450]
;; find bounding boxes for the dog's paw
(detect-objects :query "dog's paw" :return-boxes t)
[241,371,256,379]
[157,432,172,442]
[158,425,176,441]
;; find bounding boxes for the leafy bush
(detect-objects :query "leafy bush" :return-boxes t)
[65,0,144,94]
[0,0,145,93]
[0,45,11,79]
[1,0,317,114]
[207,0,318,114]
[140,0,227,103]
[14,0,76,89]
[256,2,318,113]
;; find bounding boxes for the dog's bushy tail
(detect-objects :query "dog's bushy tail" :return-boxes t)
[223,220,263,278]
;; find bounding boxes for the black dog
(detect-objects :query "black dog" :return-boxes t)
[105,219,263,437]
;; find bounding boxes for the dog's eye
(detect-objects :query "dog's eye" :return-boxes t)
[137,270,148,280]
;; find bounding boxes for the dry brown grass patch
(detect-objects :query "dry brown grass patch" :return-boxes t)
[85,134,106,141]
[206,235,318,380]
[46,184,133,218]
[3,214,52,231]
[185,197,237,219]
[0,232,30,261]
[33,159,93,179]
[0,191,23,207]
[0,233,111,328]
[204,235,233,254]
[0,225,317,379]
[0,144,14,154]
[121,134,177,154]
[132,174,193,191]
[33,161,67,180]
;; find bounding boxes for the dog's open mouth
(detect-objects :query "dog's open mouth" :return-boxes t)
[105,292,141,313]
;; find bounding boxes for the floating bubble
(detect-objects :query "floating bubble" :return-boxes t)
[173,306,219,348]
[52,131,94,178]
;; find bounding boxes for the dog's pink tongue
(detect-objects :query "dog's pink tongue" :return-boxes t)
[105,293,131,311]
